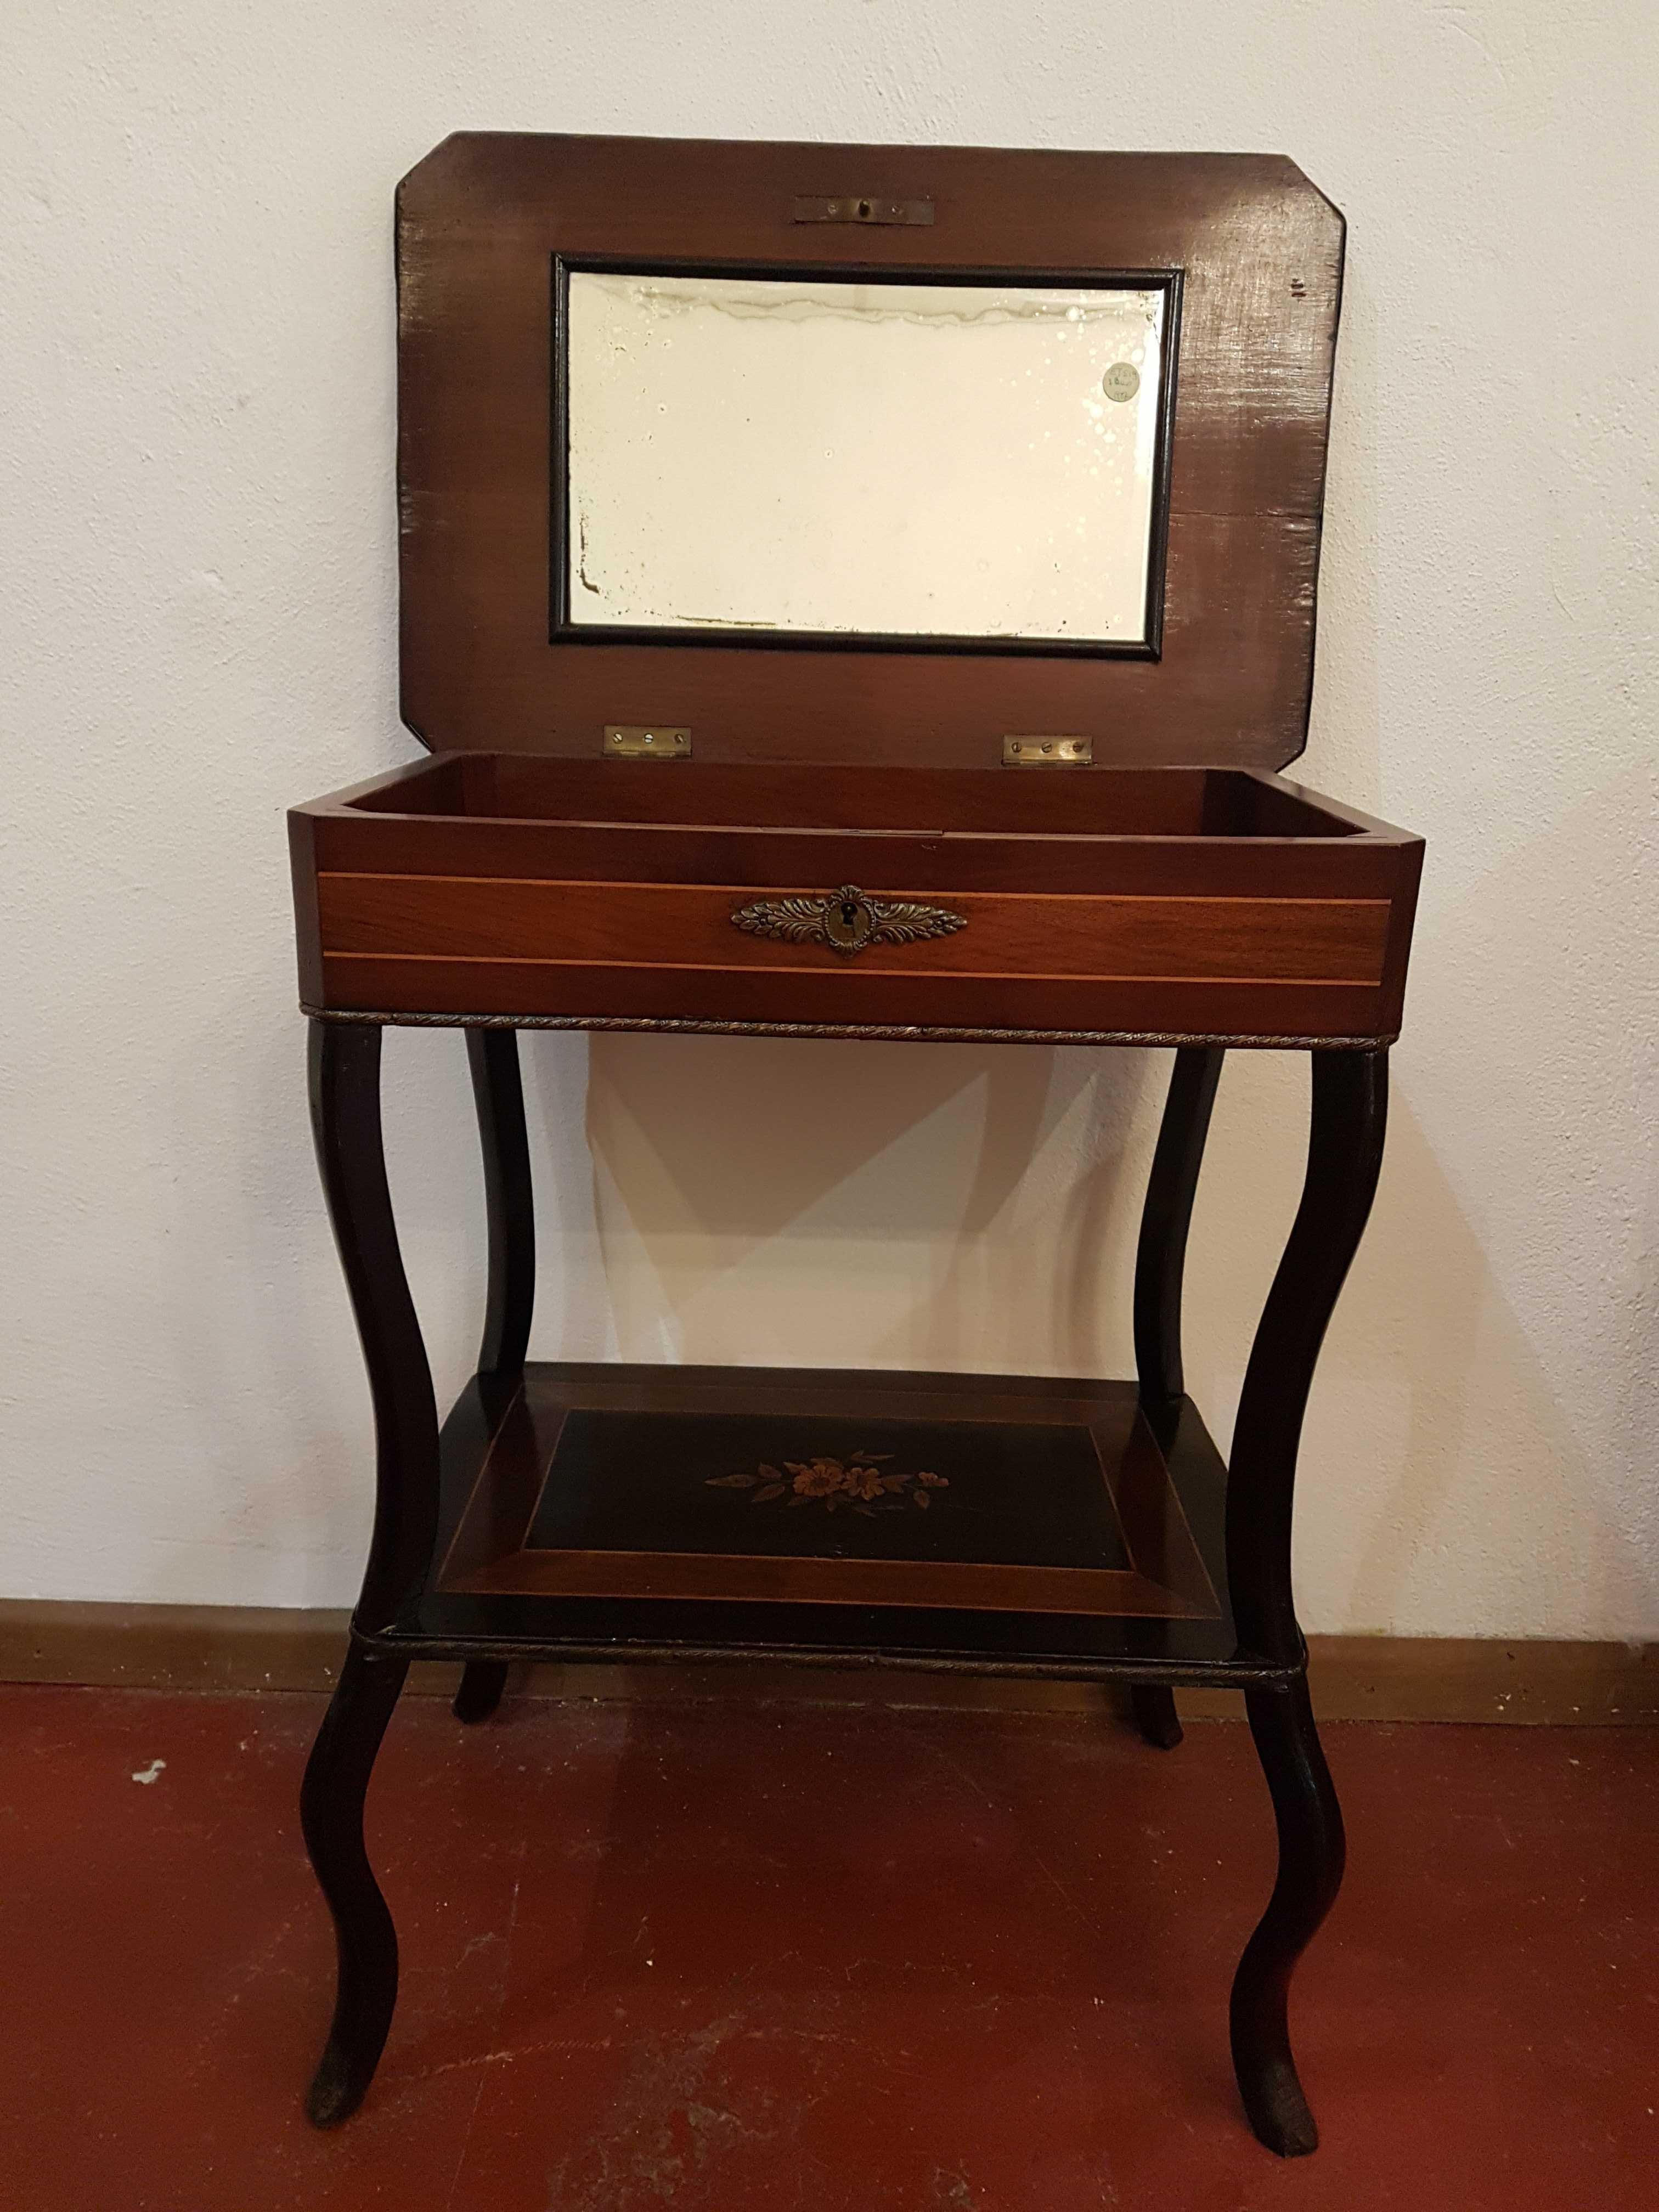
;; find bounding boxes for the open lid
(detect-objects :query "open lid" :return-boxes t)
[397,134,1344,770]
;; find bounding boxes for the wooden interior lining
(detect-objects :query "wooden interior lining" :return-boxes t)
[476,760,1221,835]
[338,760,1381,842]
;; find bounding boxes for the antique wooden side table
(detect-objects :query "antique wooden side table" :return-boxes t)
[288,134,1423,2157]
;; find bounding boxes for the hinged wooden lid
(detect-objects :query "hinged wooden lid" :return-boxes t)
[397,134,1344,771]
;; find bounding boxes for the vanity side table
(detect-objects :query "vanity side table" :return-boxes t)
[288,134,1423,2158]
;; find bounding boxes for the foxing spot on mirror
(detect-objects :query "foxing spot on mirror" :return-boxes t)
[560,269,1171,650]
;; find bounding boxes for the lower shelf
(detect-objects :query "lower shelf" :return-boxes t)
[374,1362,1284,1683]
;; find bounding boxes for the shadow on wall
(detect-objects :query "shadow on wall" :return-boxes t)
[578,1019,1653,1641]
[1187,1064,1652,1640]
[1186,761,1659,1639]
[1335,771,1657,1638]
[582,1034,1155,1380]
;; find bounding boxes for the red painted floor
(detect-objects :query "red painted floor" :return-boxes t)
[1,1685,1654,2210]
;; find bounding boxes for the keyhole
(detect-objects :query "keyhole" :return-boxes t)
[841,898,859,928]
[857,199,872,219]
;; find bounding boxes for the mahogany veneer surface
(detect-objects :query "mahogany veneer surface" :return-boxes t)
[291,758,1422,1043]
[395,135,1346,772]
[290,138,1424,1046]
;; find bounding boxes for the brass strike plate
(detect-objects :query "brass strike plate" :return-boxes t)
[1002,735,1093,767]
[604,724,692,760]
[792,195,934,227]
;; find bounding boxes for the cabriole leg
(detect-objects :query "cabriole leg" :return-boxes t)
[466,1026,535,1380]
[300,1643,409,2126]
[308,1020,441,1632]
[1133,1046,1225,1409]
[305,1019,441,2121]
[1229,1679,1345,2156]
[1128,1047,1223,1752]
[1226,1048,1387,2155]
[454,1028,534,1725]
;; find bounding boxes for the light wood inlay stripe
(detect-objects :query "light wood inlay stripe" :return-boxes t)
[446,1547,1212,1617]
[318,874,1391,986]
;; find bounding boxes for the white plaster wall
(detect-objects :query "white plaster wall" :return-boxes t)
[2,2,1654,1634]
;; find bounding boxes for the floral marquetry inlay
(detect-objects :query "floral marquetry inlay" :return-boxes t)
[706,1452,950,1516]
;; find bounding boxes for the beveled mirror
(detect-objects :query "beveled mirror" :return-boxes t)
[556,265,1178,655]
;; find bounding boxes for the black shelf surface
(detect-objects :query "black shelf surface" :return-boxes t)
[365,1362,1290,1685]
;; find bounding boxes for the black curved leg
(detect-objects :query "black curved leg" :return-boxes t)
[306,1020,441,2121]
[1226,1048,1387,2155]
[1134,1046,1224,1409]
[1129,1684,1183,1749]
[454,1029,534,1724]
[1230,1680,1345,2156]
[1127,1049,1222,1751]
[466,1026,535,1380]
[308,1022,440,1633]
[300,1641,409,2126]
[453,1660,510,1724]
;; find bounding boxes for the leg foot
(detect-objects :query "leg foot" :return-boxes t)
[453,1660,509,1724]
[1129,1684,1183,1750]
[1229,1679,1345,2156]
[300,1642,408,2127]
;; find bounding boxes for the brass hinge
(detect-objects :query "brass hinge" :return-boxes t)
[1002,735,1093,767]
[605,724,692,760]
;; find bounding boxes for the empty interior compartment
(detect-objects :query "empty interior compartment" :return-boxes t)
[347,758,1363,840]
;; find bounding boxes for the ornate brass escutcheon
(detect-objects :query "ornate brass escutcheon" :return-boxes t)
[730,884,967,958]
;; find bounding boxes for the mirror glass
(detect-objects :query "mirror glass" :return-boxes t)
[563,269,1168,647]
